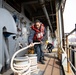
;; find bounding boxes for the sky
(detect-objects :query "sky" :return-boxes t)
[63,0,76,33]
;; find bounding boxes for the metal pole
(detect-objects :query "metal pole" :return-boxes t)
[39,0,53,34]
[66,36,70,72]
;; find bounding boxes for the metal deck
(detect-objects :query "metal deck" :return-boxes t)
[31,52,64,75]
[3,50,64,75]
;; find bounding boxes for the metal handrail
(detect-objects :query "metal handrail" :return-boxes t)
[66,28,76,37]
[63,45,76,73]
[58,42,76,74]
[69,48,76,52]
[68,59,76,71]
[65,27,76,74]
[66,47,76,52]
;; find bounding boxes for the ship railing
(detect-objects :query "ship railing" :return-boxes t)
[67,47,76,74]
[65,27,76,74]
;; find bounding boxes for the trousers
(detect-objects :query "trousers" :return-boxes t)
[34,44,44,61]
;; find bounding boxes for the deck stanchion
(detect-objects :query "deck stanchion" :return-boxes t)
[66,36,70,73]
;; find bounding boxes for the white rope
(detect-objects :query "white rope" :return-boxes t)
[10,42,40,73]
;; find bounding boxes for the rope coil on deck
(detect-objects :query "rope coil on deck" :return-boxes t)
[10,42,40,74]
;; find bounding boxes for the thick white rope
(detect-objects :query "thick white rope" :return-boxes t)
[10,42,40,73]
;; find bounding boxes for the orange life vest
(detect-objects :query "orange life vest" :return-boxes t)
[31,24,45,41]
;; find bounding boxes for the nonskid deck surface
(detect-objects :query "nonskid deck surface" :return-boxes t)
[33,52,64,75]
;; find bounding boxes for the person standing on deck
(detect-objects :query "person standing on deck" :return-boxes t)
[28,20,46,64]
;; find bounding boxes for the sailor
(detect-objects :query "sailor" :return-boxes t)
[46,40,54,53]
[28,20,46,64]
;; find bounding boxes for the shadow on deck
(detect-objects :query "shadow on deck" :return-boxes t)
[32,52,64,75]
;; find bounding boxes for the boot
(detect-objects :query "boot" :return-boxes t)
[42,57,46,61]
[39,57,45,64]
[40,60,45,64]
[49,49,52,53]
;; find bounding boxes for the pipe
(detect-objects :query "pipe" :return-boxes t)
[39,0,53,33]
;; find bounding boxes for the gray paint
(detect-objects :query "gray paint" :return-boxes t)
[0,0,2,7]
[0,8,17,71]
[0,2,31,73]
